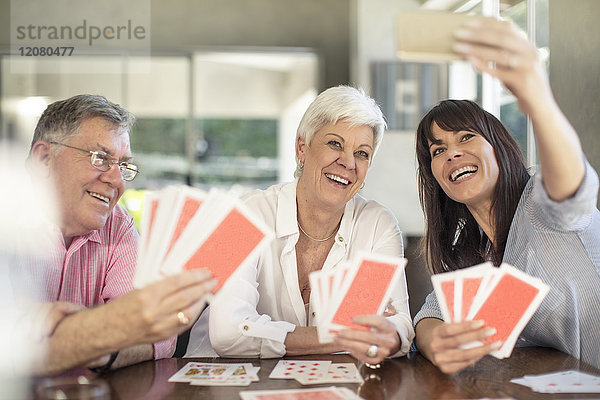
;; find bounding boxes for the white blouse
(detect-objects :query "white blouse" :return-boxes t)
[186,180,414,358]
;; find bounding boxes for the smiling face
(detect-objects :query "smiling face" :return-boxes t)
[297,120,374,211]
[48,117,131,244]
[428,122,499,212]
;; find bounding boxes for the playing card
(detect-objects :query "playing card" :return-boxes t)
[134,191,161,288]
[431,262,495,323]
[455,262,496,322]
[160,191,272,293]
[431,273,456,323]
[523,370,600,393]
[134,186,273,294]
[268,360,331,380]
[467,264,549,358]
[189,364,259,386]
[167,362,237,383]
[312,253,406,343]
[459,277,483,321]
[311,265,348,343]
[329,254,405,330]
[158,186,206,265]
[143,186,180,278]
[239,386,363,400]
[431,262,548,359]
[322,264,351,338]
[295,363,363,385]
[309,253,406,343]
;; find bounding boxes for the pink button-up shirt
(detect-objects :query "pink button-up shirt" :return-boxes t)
[12,204,174,359]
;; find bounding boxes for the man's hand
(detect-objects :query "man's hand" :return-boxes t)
[19,302,84,342]
[19,269,216,376]
[109,268,217,346]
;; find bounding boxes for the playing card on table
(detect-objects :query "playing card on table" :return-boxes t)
[268,360,332,380]
[189,364,260,386]
[239,386,364,400]
[295,363,363,385]
[512,370,600,393]
[311,252,406,343]
[167,362,238,383]
[431,262,549,359]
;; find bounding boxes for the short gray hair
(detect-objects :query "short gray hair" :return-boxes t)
[294,85,386,178]
[30,94,135,151]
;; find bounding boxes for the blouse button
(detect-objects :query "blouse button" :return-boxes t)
[338,236,344,243]
[242,325,249,331]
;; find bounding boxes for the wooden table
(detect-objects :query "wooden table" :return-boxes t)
[34,348,600,399]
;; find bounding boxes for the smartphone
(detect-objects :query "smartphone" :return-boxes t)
[396,11,483,62]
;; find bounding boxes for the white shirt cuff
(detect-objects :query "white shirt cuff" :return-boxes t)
[238,315,296,358]
[386,313,415,358]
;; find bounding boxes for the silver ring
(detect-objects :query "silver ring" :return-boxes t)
[177,311,190,325]
[366,344,378,358]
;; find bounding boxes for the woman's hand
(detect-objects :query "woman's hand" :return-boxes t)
[453,17,552,116]
[453,16,585,201]
[416,318,501,374]
[333,315,400,365]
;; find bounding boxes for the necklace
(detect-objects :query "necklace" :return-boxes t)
[297,220,339,242]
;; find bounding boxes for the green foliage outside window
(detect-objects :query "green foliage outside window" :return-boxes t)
[128,117,278,188]
[130,118,277,158]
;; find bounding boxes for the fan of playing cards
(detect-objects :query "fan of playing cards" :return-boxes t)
[431,262,550,359]
[134,185,272,292]
[168,362,260,386]
[310,252,407,343]
[268,359,363,385]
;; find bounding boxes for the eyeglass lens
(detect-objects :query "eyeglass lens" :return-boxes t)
[91,153,138,181]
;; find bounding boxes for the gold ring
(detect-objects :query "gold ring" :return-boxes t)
[177,311,190,325]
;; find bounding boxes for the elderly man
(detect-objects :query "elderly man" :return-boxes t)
[14,94,215,376]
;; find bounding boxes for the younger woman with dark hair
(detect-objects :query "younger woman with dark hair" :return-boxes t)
[413,18,600,373]
[416,99,531,273]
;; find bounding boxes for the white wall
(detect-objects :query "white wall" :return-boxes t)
[351,0,421,93]
[363,131,424,235]
[353,0,425,236]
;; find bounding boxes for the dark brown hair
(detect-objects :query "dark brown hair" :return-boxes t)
[416,99,530,274]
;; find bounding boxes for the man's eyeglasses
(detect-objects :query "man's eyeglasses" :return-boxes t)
[50,141,139,181]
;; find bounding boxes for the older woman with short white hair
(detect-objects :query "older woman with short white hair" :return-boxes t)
[187,85,414,364]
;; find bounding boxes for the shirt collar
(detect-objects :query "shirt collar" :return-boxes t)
[83,229,102,244]
[275,179,356,249]
[335,196,355,249]
[275,180,299,239]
